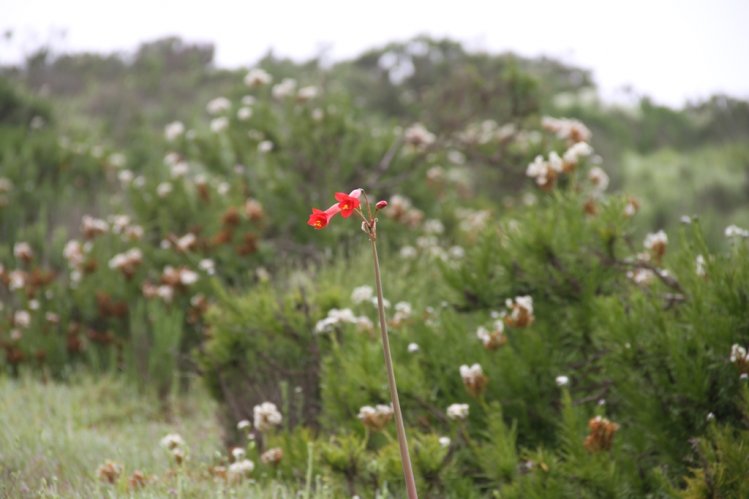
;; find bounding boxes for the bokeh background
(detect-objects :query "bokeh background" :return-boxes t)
[2,1,749,497]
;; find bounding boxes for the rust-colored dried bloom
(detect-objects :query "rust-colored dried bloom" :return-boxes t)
[97,460,122,484]
[583,198,598,216]
[260,447,284,466]
[222,207,242,227]
[245,198,265,221]
[584,416,620,452]
[128,470,147,489]
[504,295,534,328]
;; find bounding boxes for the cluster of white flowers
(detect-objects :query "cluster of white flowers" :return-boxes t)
[111,215,143,241]
[505,295,534,328]
[253,402,282,431]
[260,447,284,465]
[392,301,412,325]
[555,375,570,387]
[164,266,199,286]
[206,96,231,115]
[13,242,33,262]
[541,116,592,143]
[562,141,593,167]
[315,307,365,333]
[108,248,143,275]
[156,182,173,198]
[63,240,88,272]
[159,432,187,463]
[627,267,656,286]
[164,121,185,142]
[404,123,435,149]
[173,233,197,253]
[315,308,356,333]
[526,153,563,189]
[297,86,318,102]
[82,215,109,239]
[13,310,31,329]
[459,363,487,397]
[730,344,749,364]
[228,458,255,479]
[199,258,216,275]
[141,266,198,303]
[644,230,668,253]
[351,285,374,304]
[237,106,252,121]
[231,447,246,461]
[358,404,394,430]
[725,224,749,238]
[272,78,297,100]
[455,208,491,234]
[588,167,610,194]
[476,320,507,350]
[244,68,272,87]
[446,403,469,420]
[210,117,229,134]
[163,152,190,178]
[258,140,274,153]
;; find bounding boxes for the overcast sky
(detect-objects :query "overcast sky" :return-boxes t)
[2,0,748,107]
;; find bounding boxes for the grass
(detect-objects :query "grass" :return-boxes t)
[0,375,331,498]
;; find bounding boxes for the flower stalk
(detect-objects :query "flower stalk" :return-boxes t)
[368,229,418,499]
[308,190,417,497]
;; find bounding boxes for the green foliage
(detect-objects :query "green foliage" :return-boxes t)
[2,34,749,497]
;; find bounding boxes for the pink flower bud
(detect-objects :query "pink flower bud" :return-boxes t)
[376,200,388,210]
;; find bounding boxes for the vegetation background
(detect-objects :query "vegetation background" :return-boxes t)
[1,33,748,498]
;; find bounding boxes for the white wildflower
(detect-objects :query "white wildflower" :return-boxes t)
[207,97,231,115]
[351,285,374,304]
[555,375,570,387]
[253,402,282,432]
[156,182,172,198]
[164,121,185,141]
[210,117,229,133]
[244,68,272,87]
[160,433,185,450]
[725,225,749,238]
[446,403,469,420]
[237,107,253,121]
[258,140,274,153]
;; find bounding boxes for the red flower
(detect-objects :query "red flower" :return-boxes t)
[335,189,362,218]
[307,204,341,230]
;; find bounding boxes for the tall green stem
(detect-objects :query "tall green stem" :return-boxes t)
[369,237,418,499]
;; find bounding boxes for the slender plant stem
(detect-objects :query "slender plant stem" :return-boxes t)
[369,237,418,499]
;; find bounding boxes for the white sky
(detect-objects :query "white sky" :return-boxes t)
[2,0,748,107]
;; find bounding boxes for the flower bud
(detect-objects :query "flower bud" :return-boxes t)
[375,200,388,210]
